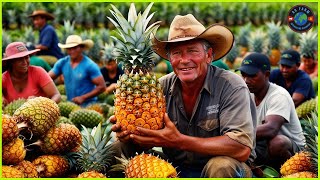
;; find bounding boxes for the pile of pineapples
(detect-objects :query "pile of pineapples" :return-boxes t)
[280,110,318,178]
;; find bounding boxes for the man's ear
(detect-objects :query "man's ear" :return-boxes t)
[206,48,213,63]
[265,70,270,79]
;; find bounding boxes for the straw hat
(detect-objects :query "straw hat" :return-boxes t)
[29,10,55,20]
[58,35,94,50]
[2,42,40,61]
[152,14,234,61]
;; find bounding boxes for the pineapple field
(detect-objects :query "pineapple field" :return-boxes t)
[2,1,319,178]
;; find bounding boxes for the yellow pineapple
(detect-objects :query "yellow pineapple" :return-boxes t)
[2,114,19,145]
[32,123,82,154]
[2,165,24,178]
[282,171,317,178]
[78,171,106,178]
[14,160,39,178]
[108,3,165,134]
[13,97,60,137]
[113,153,177,178]
[280,110,317,177]
[2,137,26,165]
[32,155,69,177]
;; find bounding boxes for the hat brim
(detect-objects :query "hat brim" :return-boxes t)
[58,40,94,50]
[29,13,55,20]
[236,66,259,76]
[152,24,234,61]
[2,49,40,61]
[279,59,295,67]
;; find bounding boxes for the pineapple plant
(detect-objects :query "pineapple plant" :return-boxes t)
[15,160,39,178]
[112,153,177,178]
[238,23,251,57]
[24,26,36,45]
[69,109,104,128]
[32,155,70,177]
[7,9,18,29]
[3,98,27,115]
[60,20,75,45]
[69,122,113,175]
[78,171,107,178]
[266,21,282,66]
[2,30,12,53]
[285,26,299,50]
[2,165,25,178]
[249,29,267,54]
[107,3,165,135]
[280,110,318,177]
[296,97,317,119]
[224,43,239,69]
[13,97,60,137]
[2,137,26,165]
[299,30,317,74]
[32,123,82,154]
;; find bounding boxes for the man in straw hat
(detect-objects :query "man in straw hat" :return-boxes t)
[49,35,105,107]
[2,41,61,106]
[29,10,64,64]
[109,14,256,177]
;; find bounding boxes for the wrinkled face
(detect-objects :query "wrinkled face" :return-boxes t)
[241,70,268,94]
[168,39,212,83]
[302,56,314,68]
[106,60,117,72]
[280,64,298,79]
[12,56,30,73]
[66,45,83,60]
[32,16,46,29]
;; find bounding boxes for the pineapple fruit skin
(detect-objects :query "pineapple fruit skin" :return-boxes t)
[280,151,312,176]
[32,155,69,177]
[69,109,104,128]
[78,171,106,178]
[296,97,317,119]
[282,171,317,178]
[2,137,26,165]
[2,165,25,178]
[15,160,39,178]
[58,101,80,118]
[2,114,19,145]
[115,73,165,134]
[3,98,26,115]
[13,97,60,136]
[41,123,82,154]
[124,153,177,178]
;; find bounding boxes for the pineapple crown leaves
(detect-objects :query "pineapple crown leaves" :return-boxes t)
[238,23,251,47]
[107,3,161,73]
[266,21,282,49]
[249,29,267,53]
[225,43,238,63]
[75,122,114,173]
[285,26,299,46]
[101,42,118,64]
[299,30,317,58]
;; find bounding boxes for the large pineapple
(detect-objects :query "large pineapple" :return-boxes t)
[296,97,317,119]
[112,153,177,178]
[69,109,104,128]
[108,3,165,135]
[2,114,19,145]
[78,171,107,178]
[14,160,39,178]
[266,21,281,66]
[2,165,25,178]
[13,97,60,137]
[280,110,318,177]
[3,98,27,115]
[2,137,26,165]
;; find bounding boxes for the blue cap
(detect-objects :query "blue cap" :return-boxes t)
[237,52,271,75]
[279,49,300,67]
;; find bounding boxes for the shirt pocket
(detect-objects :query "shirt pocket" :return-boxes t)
[197,119,219,137]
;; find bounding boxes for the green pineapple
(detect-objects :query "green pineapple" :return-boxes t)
[58,101,81,118]
[249,29,266,53]
[56,116,74,125]
[108,3,165,134]
[266,21,281,66]
[57,84,66,95]
[3,98,27,116]
[69,109,104,128]
[296,97,318,119]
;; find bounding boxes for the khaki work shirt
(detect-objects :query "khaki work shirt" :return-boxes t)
[159,65,257,167]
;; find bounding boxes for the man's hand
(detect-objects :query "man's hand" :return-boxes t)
[130,113,181,148]
[72,96,86,105]
[109,115,131,143]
